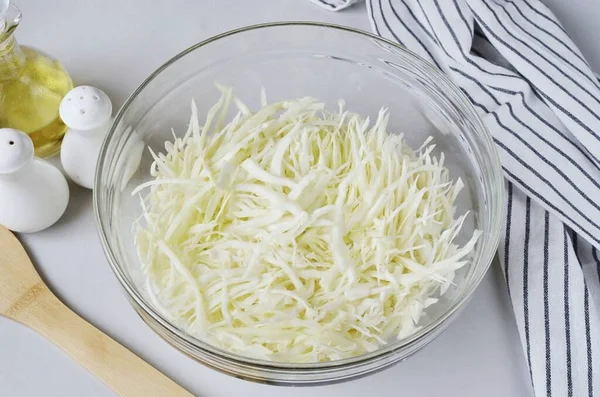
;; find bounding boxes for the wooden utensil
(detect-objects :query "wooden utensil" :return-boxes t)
[0,226,194,397]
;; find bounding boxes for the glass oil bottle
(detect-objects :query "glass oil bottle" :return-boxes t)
[0,0,73,157]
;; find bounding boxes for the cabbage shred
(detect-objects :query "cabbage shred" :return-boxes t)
[133,87,480,363]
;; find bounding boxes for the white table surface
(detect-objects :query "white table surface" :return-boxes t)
[0,1,533,396]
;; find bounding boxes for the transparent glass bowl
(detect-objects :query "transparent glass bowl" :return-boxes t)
[94,22,504,386]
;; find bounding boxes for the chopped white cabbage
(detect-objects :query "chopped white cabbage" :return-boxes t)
[133,87,480,363]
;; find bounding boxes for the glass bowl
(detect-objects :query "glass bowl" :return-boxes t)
[94,22,504,386]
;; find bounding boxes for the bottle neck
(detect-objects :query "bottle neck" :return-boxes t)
[0,2,24,80]
[0,32,25,80]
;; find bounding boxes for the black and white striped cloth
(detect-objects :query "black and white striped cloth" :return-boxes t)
[311,0,600,395]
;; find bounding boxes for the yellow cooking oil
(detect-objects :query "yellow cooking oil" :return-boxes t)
[0,2,73,157]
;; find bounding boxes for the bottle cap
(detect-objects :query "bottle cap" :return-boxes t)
[0,128,34,175]
[59,86,113,131]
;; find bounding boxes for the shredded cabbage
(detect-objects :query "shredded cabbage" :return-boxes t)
[133,86,481,363]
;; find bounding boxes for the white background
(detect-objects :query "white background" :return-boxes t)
[0,1,542,396]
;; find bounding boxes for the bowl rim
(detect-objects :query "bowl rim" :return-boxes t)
[94,21,505,370]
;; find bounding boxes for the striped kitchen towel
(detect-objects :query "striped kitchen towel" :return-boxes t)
[312,0,600,396]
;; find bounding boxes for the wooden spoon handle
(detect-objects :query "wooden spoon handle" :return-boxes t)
[15,285,194,397]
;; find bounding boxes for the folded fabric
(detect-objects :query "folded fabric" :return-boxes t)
[311,0,600,396]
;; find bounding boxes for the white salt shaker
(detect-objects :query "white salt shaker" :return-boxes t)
[0,128,69,233]
[59,86,112,190]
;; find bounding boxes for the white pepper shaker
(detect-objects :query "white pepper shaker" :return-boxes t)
[59,86,112,190]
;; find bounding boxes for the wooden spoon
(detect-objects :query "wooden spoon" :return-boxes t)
[0,226,194,397]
